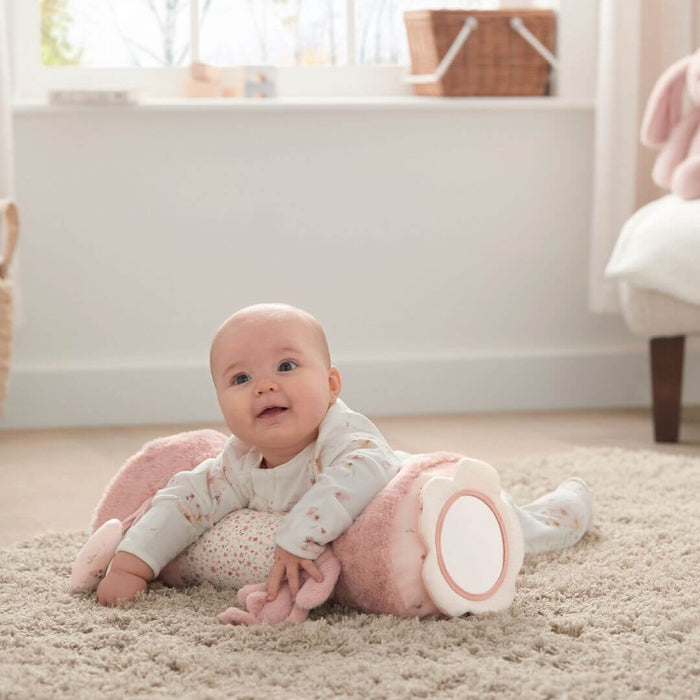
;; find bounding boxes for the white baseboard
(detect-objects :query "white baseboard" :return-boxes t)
[3,348,699,429]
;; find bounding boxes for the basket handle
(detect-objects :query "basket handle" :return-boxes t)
[404,15,559,86]
[0,199,19,281]
[404,17,478,85]
[509,18,559,71]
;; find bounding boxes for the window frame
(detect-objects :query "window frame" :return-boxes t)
[10,1,596,102]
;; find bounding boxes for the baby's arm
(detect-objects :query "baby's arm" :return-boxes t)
[276,402,401,559]
[97,445,249,605]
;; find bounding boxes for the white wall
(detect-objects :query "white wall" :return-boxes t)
[4,102,698,429]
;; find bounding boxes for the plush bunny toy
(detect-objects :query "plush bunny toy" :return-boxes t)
[640,47,700,200]
[217,549,342,625]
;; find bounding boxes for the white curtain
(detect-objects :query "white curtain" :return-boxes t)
[0,0,21,326]
[588,0,700,314]
[0,0,13,203]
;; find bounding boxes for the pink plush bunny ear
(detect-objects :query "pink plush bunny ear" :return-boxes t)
[641,53,693,147]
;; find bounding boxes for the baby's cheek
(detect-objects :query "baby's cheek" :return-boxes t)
[220,397,249,436]
[305,389,334,423]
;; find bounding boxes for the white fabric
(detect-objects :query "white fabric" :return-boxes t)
[618,283,700,337]
[509,478,593,557]
[589,0,698,314]
[117,399,401,576]
[605,195,700,307]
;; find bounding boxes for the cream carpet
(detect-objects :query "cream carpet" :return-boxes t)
[1,447,698,699]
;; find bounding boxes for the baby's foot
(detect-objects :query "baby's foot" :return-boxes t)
[556,477,594,534]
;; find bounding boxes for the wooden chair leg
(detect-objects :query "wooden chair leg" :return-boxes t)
[650,336,685,443]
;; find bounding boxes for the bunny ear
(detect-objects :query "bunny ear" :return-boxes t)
[641,54,693,147]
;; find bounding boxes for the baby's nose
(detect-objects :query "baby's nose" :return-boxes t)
[255,378,278,395]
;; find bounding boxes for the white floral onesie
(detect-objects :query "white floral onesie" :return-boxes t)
[117,399,401,577]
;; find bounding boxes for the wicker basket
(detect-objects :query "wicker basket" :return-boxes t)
[0,200,18,414]
[404,9,556,97]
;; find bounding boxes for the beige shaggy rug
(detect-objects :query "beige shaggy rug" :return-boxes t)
[1,447,698,699]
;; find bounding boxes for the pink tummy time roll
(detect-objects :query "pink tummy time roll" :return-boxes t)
[89,431,520,618]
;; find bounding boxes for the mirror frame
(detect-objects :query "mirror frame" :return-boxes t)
[434,490,510,601]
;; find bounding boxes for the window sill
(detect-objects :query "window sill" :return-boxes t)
[13,96,595,115]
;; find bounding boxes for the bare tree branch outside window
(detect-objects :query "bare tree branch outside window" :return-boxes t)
[41,1,505,70]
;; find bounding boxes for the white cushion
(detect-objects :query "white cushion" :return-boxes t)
[619,283,700,337]
[605,195,700,306]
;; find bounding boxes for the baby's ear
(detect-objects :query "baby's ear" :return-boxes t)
[328,366,342,403]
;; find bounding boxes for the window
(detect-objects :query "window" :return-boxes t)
[13,1,586,101]
[40,1,505,68]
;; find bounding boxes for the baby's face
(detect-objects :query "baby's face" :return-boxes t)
[210,311,341,467]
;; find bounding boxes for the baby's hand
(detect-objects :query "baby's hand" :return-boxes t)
[266,546,323,602]
[96,569,148,606]
[96,552,153,607]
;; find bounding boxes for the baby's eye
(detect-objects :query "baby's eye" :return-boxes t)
[232,373,250,386]
[278,360,298,373]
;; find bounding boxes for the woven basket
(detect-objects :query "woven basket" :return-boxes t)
[404,9,556,97]
[0,200,18,414]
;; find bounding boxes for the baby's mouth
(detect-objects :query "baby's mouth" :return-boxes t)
[257,406,288,418]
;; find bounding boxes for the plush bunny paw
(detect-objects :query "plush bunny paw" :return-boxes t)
[245,590,269,616]
[218,606,261,626]
[237,583,266,607]
[672,156,700,199]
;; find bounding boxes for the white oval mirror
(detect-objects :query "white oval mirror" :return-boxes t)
[437,494,505,597]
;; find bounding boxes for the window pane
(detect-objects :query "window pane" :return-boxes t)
[199,0,347,66]
[41,0,192,67]
[355,1,501,66]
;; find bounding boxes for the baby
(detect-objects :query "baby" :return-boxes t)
[97,303,402,606]
[96,302,594,608]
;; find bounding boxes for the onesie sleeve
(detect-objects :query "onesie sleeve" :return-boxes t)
[116,439,251,576]
[275,400,400,558]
